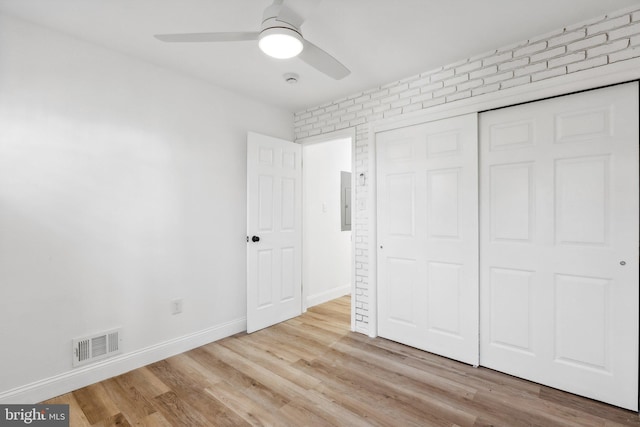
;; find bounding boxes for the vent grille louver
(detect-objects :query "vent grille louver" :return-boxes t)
[77,339,90,363]
[108,332,119,353]
[73,328,122,367]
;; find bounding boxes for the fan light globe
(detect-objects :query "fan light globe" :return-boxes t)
[259,27,303,59]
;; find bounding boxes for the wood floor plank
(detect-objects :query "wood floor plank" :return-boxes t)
[355,332,543,398]
[539,386,640,426]
[131,412,173,427]
[114,366,171,400]
[100,377,156,423]
[187,346,258,390]
[258,324,331,360]
[233,330,303,363]
[71,383,121,425]
[296,357,454,427]
[45,394,92,427]
[277,400,336,427]
[42,296,640,426]
[204,383,285,427]
[302,354,473,426]
[202,344,373,427]
[298,311,352,335]
[147,359,249,427]
[312,382,415,427]
[164,353,223,388]
[152,391,213,427]
[188,346,291,411]
[220,335,322,390]
[330,337,479,396]
[246,327,317,361]
[90,412,131,427]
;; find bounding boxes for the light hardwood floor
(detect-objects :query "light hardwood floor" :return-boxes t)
[44,296,640,426]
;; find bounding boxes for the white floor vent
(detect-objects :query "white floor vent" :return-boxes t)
[72,328,122,367]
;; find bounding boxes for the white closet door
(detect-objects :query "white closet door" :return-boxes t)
[377,113,479,365]
[479,83,639,410]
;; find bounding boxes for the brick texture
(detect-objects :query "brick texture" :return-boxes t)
[294,6,640,333]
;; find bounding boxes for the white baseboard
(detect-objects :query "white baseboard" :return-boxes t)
[0,318,246,404]
[306,284,350,308]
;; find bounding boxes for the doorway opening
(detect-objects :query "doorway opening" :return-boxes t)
[302,136,354,317]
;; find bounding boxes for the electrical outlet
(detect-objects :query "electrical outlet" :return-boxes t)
[171,299,183,315]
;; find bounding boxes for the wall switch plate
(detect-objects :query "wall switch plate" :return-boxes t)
[171,299,183,315]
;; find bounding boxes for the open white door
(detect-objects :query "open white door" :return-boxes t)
[376,113,479,366]
[247,132,302,333]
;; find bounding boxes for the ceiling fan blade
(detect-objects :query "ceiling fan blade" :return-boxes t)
[299,40,350,80]
[277,0,324,28]
[275,4,305,28]
[154,32,259,43]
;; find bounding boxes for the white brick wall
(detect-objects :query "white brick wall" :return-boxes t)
[294,6,640,333]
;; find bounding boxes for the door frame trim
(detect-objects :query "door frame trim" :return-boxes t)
[367,57,640,338]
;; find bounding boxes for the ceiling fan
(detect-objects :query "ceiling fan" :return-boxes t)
[154,0,350,80]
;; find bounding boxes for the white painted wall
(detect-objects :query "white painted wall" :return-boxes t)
[302,138,351,308]
[0,13,293,402]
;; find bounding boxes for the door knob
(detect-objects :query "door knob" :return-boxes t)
[252,235,260,242]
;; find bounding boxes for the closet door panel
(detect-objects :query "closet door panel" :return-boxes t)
[377,113,479,366]
[479,82,639,411]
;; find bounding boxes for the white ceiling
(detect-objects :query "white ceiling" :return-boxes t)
[1,0,638,112]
